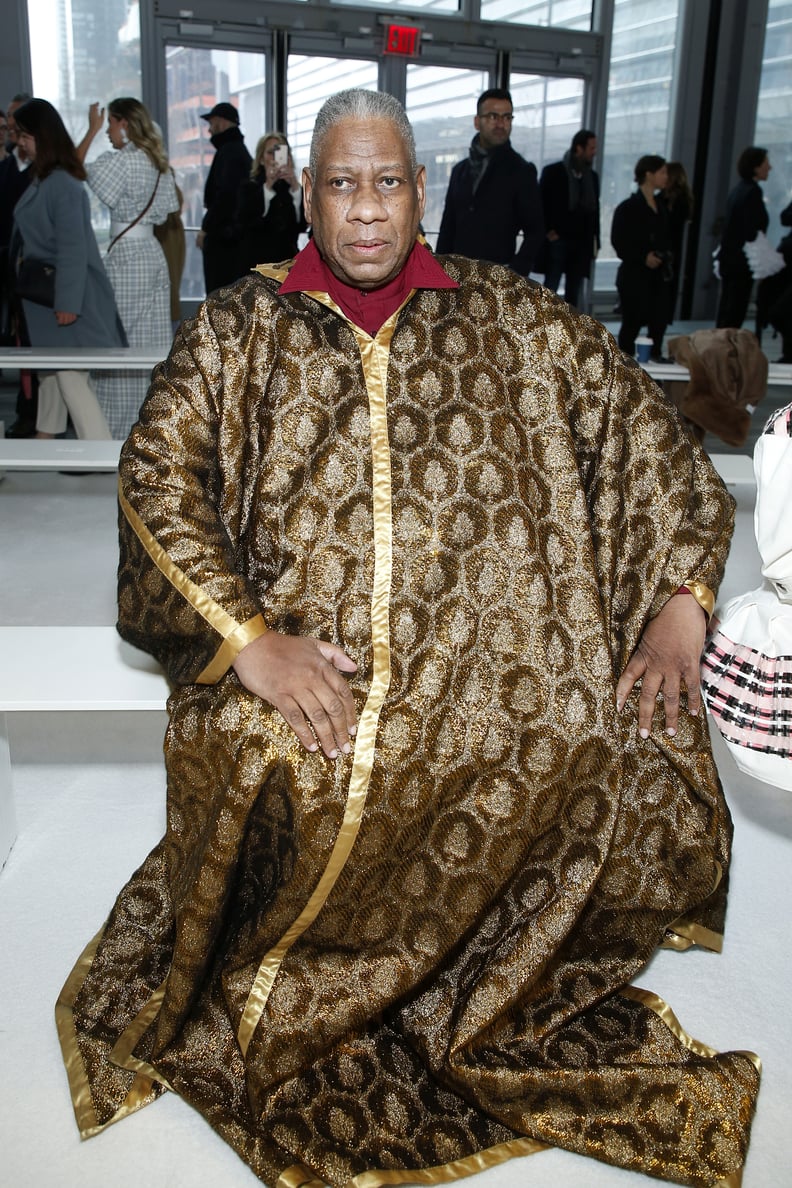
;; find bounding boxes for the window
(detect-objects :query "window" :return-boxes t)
[508,72,585,174]
[480,0,591,29]
[755,0,792,250]
[287,54,379,170]
[27,0,142,143]
[596,0,681,288]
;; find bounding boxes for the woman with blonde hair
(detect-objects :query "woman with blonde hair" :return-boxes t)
[77,97,179,438]
[235,130,305,275]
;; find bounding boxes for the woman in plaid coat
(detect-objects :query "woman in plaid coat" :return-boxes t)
[78,98,179,438]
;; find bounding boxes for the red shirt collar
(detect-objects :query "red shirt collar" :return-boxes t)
[279,238,458,336]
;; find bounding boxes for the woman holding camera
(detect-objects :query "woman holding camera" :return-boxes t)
[235,132,305,276]
[611,154,673,362]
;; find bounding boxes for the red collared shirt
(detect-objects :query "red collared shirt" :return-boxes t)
[279,238,458,337]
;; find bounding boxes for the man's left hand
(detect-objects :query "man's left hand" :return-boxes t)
[616,593,707,738]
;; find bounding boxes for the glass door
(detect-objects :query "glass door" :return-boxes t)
[405,64,492,248]
[165,42,270,301]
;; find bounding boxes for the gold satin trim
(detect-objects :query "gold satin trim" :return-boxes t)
[663,862,724,951]
[55,926,167,1138]
[195,614,269,683]
[277,1165,327,1188]
[236,304,400,1058]
[662,920,724,952]
[684,579,715,618]
[350,1137,550,1188]
[255,262,291,282]
[108,979,174,1092]
[119,477,267,682]
[623,986,762,1073]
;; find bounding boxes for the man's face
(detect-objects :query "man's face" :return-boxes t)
[207,115,233,137]
[303,116,426,291]
[576,136,597,165]
[474,98,514,152]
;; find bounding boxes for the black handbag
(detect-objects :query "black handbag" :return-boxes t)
[15,258,56,307]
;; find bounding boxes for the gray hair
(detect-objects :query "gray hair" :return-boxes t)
[308,89,417,176]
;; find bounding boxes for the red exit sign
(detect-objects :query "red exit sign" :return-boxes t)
[384,24,421,56]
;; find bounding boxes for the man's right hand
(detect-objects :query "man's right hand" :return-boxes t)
[196,230,206,250]
[233,632,358,759]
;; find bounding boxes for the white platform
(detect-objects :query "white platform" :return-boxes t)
[0,465,788,1188]
[0,626,168,712]
[0,438,123,471]
[0,346,165,370]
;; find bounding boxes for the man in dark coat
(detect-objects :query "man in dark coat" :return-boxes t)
[436,88,543,277]
[196,101,252,294]
[539,128,600,310]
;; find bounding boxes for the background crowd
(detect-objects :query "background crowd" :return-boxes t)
[0,85,790,444]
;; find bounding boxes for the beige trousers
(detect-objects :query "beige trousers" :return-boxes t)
[36,371,112,439]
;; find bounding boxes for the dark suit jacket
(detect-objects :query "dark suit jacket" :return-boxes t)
[718,179,768,280]
[202,127,253,242]
[0,152,34,249]
[436,140,543,276]
[539,159,600,249]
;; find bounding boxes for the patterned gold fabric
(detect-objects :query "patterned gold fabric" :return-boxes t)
[59,255,759,1187]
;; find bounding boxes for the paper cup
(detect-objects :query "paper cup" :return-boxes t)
[635,337,653,363]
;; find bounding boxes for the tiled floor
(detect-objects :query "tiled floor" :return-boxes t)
[0,349,790,1187]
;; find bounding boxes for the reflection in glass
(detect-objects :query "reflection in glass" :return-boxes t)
[287,55,379,172]
[165,45,268,300]
[755,0,792,251]
[598,0,681,288]
[480,0,591,28]
[405,64,490,244]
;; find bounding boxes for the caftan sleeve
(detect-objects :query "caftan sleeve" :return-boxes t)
[117,297,268,685]
[527,285,736,672]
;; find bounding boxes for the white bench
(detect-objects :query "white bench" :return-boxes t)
[0,446,754,482]
[0,625,169,869]
[0,438,122,471]
[643,361,792,387]
[709,452,755,486]
[0,346,165,370]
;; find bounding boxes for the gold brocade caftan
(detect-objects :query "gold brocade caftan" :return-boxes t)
[57,254,760,1187]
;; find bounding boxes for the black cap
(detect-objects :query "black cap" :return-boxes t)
[200,102,240,124]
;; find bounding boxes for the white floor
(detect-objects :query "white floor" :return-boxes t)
[0,462,790,1188]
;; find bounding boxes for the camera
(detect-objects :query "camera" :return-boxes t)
[274,144,288,167]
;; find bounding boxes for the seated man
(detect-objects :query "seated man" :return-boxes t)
[58,89,759,1187]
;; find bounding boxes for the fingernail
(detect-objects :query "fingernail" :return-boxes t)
[308,743,318,752]
[639,728,649,739]
[616,699,623,712]
[349,726,357,737]
[329,749,338,760]
[666,727,676,737]
[342,742,350,754]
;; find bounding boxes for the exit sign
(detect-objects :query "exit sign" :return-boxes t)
[384,24,421,56]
